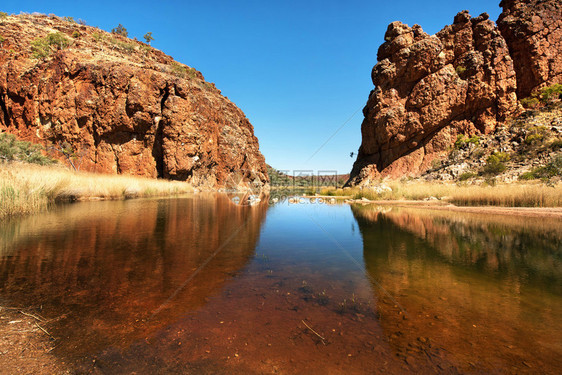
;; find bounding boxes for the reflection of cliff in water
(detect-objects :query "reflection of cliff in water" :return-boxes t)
[351,205,562,374]
[0,194,267,358]
[353,205,562,293]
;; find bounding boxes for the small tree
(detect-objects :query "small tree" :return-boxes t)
[111,24,128,37]
[46,32,70,50]
[143,32,154,45]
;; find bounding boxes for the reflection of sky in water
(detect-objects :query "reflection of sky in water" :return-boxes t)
[260,202,362,258]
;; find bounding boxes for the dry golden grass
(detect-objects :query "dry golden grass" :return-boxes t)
[317,181,562,207]
[0,163,193,218]
[447,183,562,207]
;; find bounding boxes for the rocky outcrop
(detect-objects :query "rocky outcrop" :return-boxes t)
[347,11,519,185]
[347,0,562,186]
[498,0,562,98]
[0,14,268,188]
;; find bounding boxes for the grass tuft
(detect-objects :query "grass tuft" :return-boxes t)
[0,163,193,218]
[322,180,562,207]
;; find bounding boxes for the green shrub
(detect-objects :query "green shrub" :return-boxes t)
[0,12,7,20]
[493,151,511,162]
[92,32,104,42]
[0,133,56,165]
[525,126,547,145]
[454,134,480,149]
[111,24,128,37]
[454,134,466,149]
[520,83,562,109]
[483,154,507,175]
[525,133,544,145]
[63,16,75,23]
[72,31,80,38]
[532,155,562,180]
[0,35,5,46]
[540,83,562,102]
[458,171,476,181]
[115,40,135,53]
[170,62,187,77]
[31,32,70,58]
[46,32,70,49]
[140,44,152,53]
[468,135,480,145]
[455,65,466,75]
[517,156,562,181]
[520,97,539,109]
[31,38,50,58]
[431,158,443,170]
[518,171,535,181]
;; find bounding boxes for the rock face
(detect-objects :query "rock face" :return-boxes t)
[498,0,562,98]
[0,14,268,188]
[347,0,561,186]
[347,11,519,185]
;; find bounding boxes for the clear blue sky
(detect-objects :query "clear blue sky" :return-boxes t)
[3,0,501,175]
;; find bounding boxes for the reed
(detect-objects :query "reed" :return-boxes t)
[318,181,562,207]
[0,163,193,218]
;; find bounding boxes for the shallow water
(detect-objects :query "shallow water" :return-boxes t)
[0,195,561,374]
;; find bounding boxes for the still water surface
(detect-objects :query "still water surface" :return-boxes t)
[0,194,561,374]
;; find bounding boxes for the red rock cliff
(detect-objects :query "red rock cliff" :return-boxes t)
[497,0,562,98]
[347,0,560,185]
[0,14,268,188]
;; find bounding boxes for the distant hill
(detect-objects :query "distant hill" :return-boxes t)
[266,165,349,188]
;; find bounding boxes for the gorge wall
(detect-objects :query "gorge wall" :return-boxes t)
[497,0,562,98]
[348,0,561,185]
[0,14,268,188]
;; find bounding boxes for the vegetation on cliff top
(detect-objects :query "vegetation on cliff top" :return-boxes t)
[0,12,211,89]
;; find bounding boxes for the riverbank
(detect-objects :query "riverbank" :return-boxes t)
[308,181,562,208]
[349,199,562,218]
[0,163,193,219]
[0,305,68,374]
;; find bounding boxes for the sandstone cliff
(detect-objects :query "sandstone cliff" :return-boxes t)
[348,0,561,185]
[498,0,562,98]
[0,13,268,189]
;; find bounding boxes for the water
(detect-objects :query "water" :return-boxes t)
[0,195,561,374]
